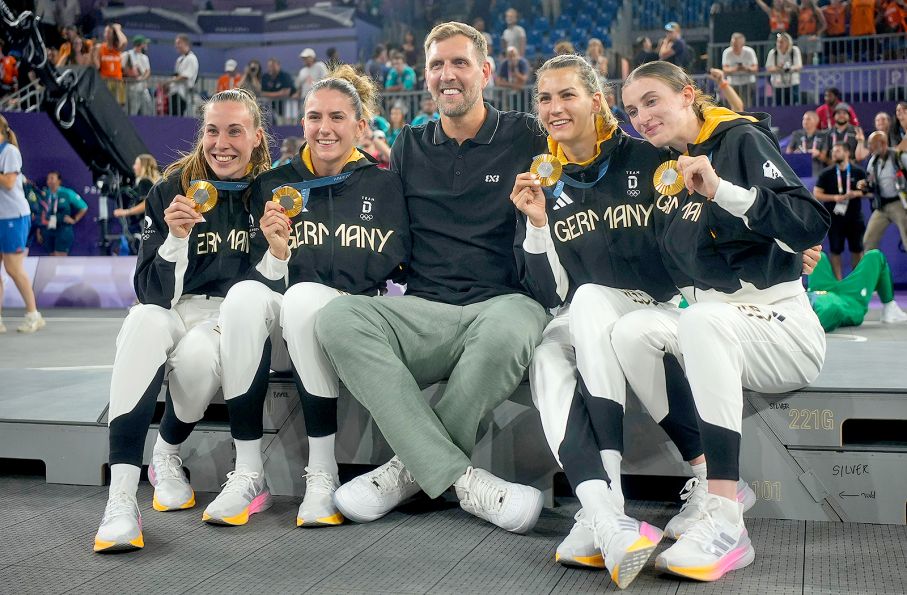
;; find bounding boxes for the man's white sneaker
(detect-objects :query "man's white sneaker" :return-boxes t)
[655,494,755,582]
[94,491,144,552]
[202,469,272,525]
[664,478,757,540]
[555,509,604,568]
[590,508,663,588]
[453,467,543,534]
[17,311,45,333]
[297,467,344,527]
[148,452,195,511]
[881,301,907,323]
[333,456,420,523]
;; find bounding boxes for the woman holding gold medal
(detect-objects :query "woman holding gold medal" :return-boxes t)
[208,65,409,528]
[613,61,829,581]
[94,88,272,553]
[509,54,737,589]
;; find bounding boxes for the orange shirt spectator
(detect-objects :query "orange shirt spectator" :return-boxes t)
[1,55,17,87]
[771,7,792,32]
[57,38,93,66]
[93,24,127,76]
[98,43,123,80]
[850,0,878,35]
[757,0,794,33]
[823,1,848,36]
[217,59,242,92]
[882,0,907,32]
[798,4,820,35]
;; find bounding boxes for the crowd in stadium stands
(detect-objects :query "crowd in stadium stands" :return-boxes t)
[786,94,907,279]
[7,0,907,258]
[3,0,906,118]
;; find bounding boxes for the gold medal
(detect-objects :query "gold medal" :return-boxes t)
[530,154,563,187]
[187,180,218,213]
[272,186,304,218]
[653,160,685,196]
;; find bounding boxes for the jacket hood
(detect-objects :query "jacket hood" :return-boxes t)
[547,114,620,169]
[290,143,377,181]
[686,107,767,155]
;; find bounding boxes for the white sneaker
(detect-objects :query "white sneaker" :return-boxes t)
[655,494,755,582]
[94,491,144,552]
[664,478,757,540]
[555,509,604,569]
[148,452,195,511]
[297,467,343,527]
[881,301,907,323]
[202,468,272,525]
[0,321,7,333]
[17,311,45,333]
[333,456,420,523]
[590,507,663,588]
[453,467,543,534]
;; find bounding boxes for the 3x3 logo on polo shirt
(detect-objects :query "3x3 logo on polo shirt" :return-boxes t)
[485,174,500,183]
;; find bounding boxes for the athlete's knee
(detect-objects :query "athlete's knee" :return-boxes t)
[314,295,374,351]
[610,309,661,357]
[471,317,540,369]
[221,280,273,323]
[283,282,335,331]
[570,283,621,324]
[123,303,173,328]
[861,248,884,266]
[171,331,220,377]
[285,281,334,303]
[677,303,736,343]
[118,303,175,344]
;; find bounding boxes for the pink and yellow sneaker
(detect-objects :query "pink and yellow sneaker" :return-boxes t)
[655,493,755,582]
[202,469,272,526]
[93,492,144,553]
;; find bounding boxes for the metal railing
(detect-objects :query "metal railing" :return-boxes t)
[4,62,904,124]
[693,62,907,109]
[708,32,907,69]
[0,79,44,113]
[129,76,537,125]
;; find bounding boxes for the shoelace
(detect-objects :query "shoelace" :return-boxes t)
[464,470,506,513]
[590,511,625,551]
[369,458,412,494]
[573,508,594,532]
[153,453,185,481]
[677,477,708,514]
[680,499,723,548]
[303,467,336,495]
[104,491,138,520]
[220,470,261,498]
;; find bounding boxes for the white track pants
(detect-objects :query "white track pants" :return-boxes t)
[611,293,826,479]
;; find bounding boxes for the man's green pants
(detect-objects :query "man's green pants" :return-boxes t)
[315,293,547,498]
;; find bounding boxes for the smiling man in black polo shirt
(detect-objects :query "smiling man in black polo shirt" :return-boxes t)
[315,22,550,533]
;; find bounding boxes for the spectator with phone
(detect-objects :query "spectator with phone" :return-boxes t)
[721,33,758,106]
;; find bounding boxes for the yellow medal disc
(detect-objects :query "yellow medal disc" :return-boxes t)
[272,186,304,218]
[187,180,218,213]
[530,154,563,187]
[653,160,685,196]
